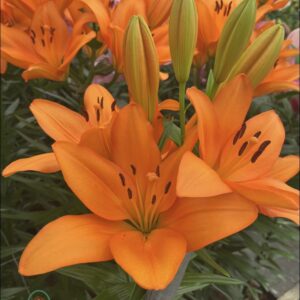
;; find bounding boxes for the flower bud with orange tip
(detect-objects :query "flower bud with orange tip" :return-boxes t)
[227,24,284,87]
[123,15,159,122]
[214,0,256,84]
[169,0,198,83]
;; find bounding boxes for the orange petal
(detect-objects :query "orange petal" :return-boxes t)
[152,24,171,64]
[254,81,300,97]
[0,24,42,69]
[219,110,285,181]
[111,103,160,192]
[160,193,258,252]
[187,87,220,167]
[145,0,172,29]
[231,178,299,210]
[83,83,116,127]
[158,99,179,111]
[22,63,66,81]
[177,151,232,198]
[30,99,89,143]
[53,142,134,221]
[110,228,186,290]
[265,155,300,182]
[19,214,128,275]
[213,75,253,147]
[259,206,299,225]
[79,128,111,159]
[2,153,59,177]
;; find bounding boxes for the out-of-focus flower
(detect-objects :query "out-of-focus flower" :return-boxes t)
[177,74,299,224]
[2,84,117,176]
[18,103,257,290]
[81,0,172,72]
[0,1,95,81]
[194,0,241,66]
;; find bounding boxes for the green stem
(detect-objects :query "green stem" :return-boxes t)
[179,81,186,145]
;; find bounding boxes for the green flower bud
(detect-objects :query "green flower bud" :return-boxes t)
[123,15,159,122]
[214,0,256,83]
[227,25,284,87]
[169,0,198,83]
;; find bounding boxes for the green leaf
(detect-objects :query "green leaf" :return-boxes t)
[1,287,27,300]
[196,249,230,277]
[1,246,24,259]
[177,273,244,295]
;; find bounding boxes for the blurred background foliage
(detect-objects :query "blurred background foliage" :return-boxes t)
[1,2,299,300]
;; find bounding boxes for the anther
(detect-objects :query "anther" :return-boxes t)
[156,166,160,177]
[50,27,55,35]
[251,140,271,163]
[111,101,117,111]
[30,29,36,38]
[130,164,136,175]
[100,97,104,109]
[227,1,232,16]
[40,26,45,35]
[127,188,133,199]
[82,110,89,122]
[238,141,248,156]
[164,181,172,194]
[151,195,157,205]
[96,108,100,122]
[254,131,262,138]
[233,123,246,145]
[119,173,126,186]
[41,39,45,47]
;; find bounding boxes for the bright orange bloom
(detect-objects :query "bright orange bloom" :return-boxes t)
[194,0,240,66]
[2,84,117,176]
[177,74,299,224]
[81,0,172,72]
[18,103,258,289]
[256,0,289,22]
[0,1,95,81]
[254,38,300,96]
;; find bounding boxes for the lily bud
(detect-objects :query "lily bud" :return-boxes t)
[214,0,256,83]
[169,0,198,83]
[227,25,284,87]
[123,15,159,122]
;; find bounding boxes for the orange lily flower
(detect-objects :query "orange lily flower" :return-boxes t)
[0,1,95,81]
[2,84,117,176]
[254,38,300,96]
[194,0,240,66]
[256,0,289,22]
[18,103,258,289]
[81,0,171,72]
[177,74,299,224]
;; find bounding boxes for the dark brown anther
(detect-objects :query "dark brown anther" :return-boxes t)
[30,29,36,38]
[119,173,126,186]
[251,140,271,163]
[220,0,224,9]
[215,1,220,13]
[97,97,100,104]
[41,39,45,47]
[238,141,248,156]
[127,188,133,199]
[82,110,89,122]
[233,123,247,145]
[100,97,104,109]
[30,36,35,44]
[130,164,136,175]
[227,1,233,16]
[151,195,157,205]
[40,26,45,35]
[253,131,262,138]
[223,6,227,16]
[96,108,100,122]
[164,181,172,194]
[50,27,56,35]
[50,35,53,43]
[111,101,117,111]
[156,166,160,177]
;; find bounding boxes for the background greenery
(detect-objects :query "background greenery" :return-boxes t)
[1,2,299,299]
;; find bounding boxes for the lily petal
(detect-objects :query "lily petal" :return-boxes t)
[22,63,66,81]
[158,99,179,111]
[177,151,232,198]
[53,142,135,221]
[231,178,299,210]
[19,214,127,275]
[213,74,253,147]
[160,193,258,252]
[187,87,220,167]
[2,153,59,177]
[111,103,160,192]
[259,206,299,225]
[265,155,300,182]
[30,99,89,143]
[110,228,186,290]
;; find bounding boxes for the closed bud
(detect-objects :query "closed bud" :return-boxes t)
[123,15,159,122]
[214,0,256,83]
[169,0,198,83]
[227,25,284,87]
